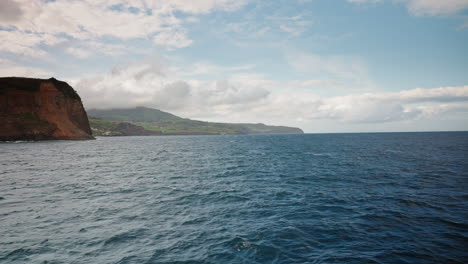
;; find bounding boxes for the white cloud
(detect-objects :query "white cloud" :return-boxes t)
[347,0,382,3]
[180,62,256,77]
[0,0,23,22]
[72,60,468,128]
[347,0,468,16]
[267,15,312,37]
[160,0,248,13]
[217,12,313,42]
[279,20,311,36]
[0,0,249,57]
[74,63,271,114]
[63,41,129,59]
[244,85,468,127]
[65,47,93,59]
[279,25,303,36]
[462,19,468,29]
[287,80,343,88]
[405,0,468,16]
[287,52,373,90]
[0,30,64,57]
[307,86,468,123]
[153,30,193,49]
[0,58,51,77]
[185,16,200,23]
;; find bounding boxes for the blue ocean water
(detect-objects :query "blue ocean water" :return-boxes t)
[1,132,467,264]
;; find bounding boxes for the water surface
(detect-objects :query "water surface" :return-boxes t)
[1,133,467,263]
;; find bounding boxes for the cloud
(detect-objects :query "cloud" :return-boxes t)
[347,0,468,16]
[72,60,468,127]
[287,80,343,88]
[278,18,311,36]
[0,0,23,22]
[0,0,249,57]
[217,11,313,42]
[162,0,248,13]
[308,86,468,123]
[153,29,193,49]
[73,63,270,114]
[0,58,51,77]
[65,47,93,59]
[286,52,373,89]
[405,0,468,16]
[347,0,382,4]
[0,30,64,57]
[65,41,129,59]
[265,14,312,37]
[179,62,256,77]
[247,85,468,126]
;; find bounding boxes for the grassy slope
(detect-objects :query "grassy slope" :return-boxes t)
[87,107,183,122]
[88,107,303,136]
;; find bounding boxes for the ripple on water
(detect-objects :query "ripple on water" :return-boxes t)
[0,133,467,263]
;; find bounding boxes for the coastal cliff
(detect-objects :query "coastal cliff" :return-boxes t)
[0,77,93,141]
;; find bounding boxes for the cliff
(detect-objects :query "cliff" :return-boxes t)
[0,77,93,141]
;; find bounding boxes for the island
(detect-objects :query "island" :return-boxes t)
[0,76,303,141]
[88,107,304,136]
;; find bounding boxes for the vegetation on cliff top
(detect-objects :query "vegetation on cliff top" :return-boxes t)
[0,77,93,141]
[88,107,183,123]
[0,77,81,100]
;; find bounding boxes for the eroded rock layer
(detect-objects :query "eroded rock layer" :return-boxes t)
[0,77,93,141]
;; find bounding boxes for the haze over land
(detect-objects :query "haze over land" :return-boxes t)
[88,107,303,136]
[1,0,467,132]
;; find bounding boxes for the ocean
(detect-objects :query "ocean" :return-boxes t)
[1,132,467,263]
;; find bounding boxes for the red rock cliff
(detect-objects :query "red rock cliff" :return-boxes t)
[0,77,93,141]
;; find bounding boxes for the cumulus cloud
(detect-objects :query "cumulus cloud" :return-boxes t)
[153,30,193,49]
[347,0,468,16]
[287,80,343,88]
[0,0,23,22]
[0,30,64,57]
[65,47,93,59]
[0,0,248,57]
[405,0,468,16]
[162,0,248,13]
[64,41,128,59]
[278,17,311,37]
[179,62,256,77]
[0,58,51,77]
[72,61,468,126]
[286,52,373,90]
[307,87,468,123]
[347,0,382,4]
[73,63,271,115]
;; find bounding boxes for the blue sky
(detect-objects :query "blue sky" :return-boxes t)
[1,0,467,132]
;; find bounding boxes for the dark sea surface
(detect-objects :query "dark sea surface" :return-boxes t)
[1,132,468,264]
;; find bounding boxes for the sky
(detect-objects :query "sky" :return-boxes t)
[1,0,468,133]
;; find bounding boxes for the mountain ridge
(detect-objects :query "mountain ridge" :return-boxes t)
[87,107,183,123]
[87,107,303,136]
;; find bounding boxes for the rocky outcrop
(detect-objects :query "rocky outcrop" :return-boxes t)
[0,77,94,141]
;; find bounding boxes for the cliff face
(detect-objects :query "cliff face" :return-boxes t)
[0,77,93,141]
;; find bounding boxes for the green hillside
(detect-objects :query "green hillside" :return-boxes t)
[87,107,303,136]
[87,107,183,122]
